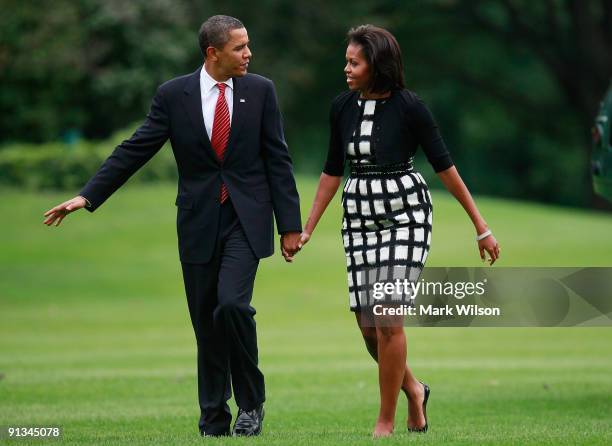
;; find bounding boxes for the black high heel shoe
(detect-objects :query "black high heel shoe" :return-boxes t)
[408,381,430,433]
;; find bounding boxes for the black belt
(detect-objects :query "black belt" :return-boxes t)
[350,161,414,176]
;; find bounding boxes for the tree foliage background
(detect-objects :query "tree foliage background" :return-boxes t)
[1,0,610,208]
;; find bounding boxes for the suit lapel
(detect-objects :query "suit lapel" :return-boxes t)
[223,76,248,161]
[182,68,219,164]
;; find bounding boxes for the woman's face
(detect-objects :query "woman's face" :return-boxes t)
[344,43,370,92]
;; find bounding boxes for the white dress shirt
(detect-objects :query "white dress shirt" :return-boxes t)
[200,66,233,140]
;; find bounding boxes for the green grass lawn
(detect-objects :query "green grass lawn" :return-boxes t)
[1,177,611,445]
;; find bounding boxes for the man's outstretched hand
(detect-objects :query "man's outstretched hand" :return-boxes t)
[280,231,302,263]
[43,196,87,227]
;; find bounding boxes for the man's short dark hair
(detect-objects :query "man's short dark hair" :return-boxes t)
[347,25,405,94]
[199,15,244,59]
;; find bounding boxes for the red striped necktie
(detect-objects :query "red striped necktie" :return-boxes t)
[211,82,230,203]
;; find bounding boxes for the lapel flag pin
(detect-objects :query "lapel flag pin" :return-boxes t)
[240,98,246,103]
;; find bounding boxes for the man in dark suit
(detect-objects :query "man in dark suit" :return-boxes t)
[43,15,302,437]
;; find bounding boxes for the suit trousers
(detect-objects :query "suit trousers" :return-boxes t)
[180,199,265,435]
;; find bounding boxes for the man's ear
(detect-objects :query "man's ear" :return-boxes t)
[206,46,218,62]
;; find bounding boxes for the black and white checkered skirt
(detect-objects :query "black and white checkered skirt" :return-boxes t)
[341,162,433,312]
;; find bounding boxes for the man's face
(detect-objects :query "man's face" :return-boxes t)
[211,27,251,78]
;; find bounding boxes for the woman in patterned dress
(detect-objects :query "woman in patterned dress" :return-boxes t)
[298,25,500,437]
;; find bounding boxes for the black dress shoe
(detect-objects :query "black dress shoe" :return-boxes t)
[232,404,264,436]
[408,382,430,433]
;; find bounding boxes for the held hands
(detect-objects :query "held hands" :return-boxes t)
[280,231,311,263]
[43,196,87,227]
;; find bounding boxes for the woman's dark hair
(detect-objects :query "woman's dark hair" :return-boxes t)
[346,25,405,93]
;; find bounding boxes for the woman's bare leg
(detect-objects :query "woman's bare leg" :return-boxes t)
[355,313,426,430]
[372,322,405,436]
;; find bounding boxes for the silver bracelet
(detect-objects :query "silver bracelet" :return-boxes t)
[476,229,492,241]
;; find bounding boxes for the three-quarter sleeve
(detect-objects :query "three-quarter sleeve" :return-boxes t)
[408,94,454,173]
[323,102,345,176]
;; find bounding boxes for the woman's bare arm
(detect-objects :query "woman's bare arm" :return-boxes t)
[436,166,500,264]
[299,173,343,247]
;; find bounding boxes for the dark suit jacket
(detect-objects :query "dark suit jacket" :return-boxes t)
[79,68,302,263]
